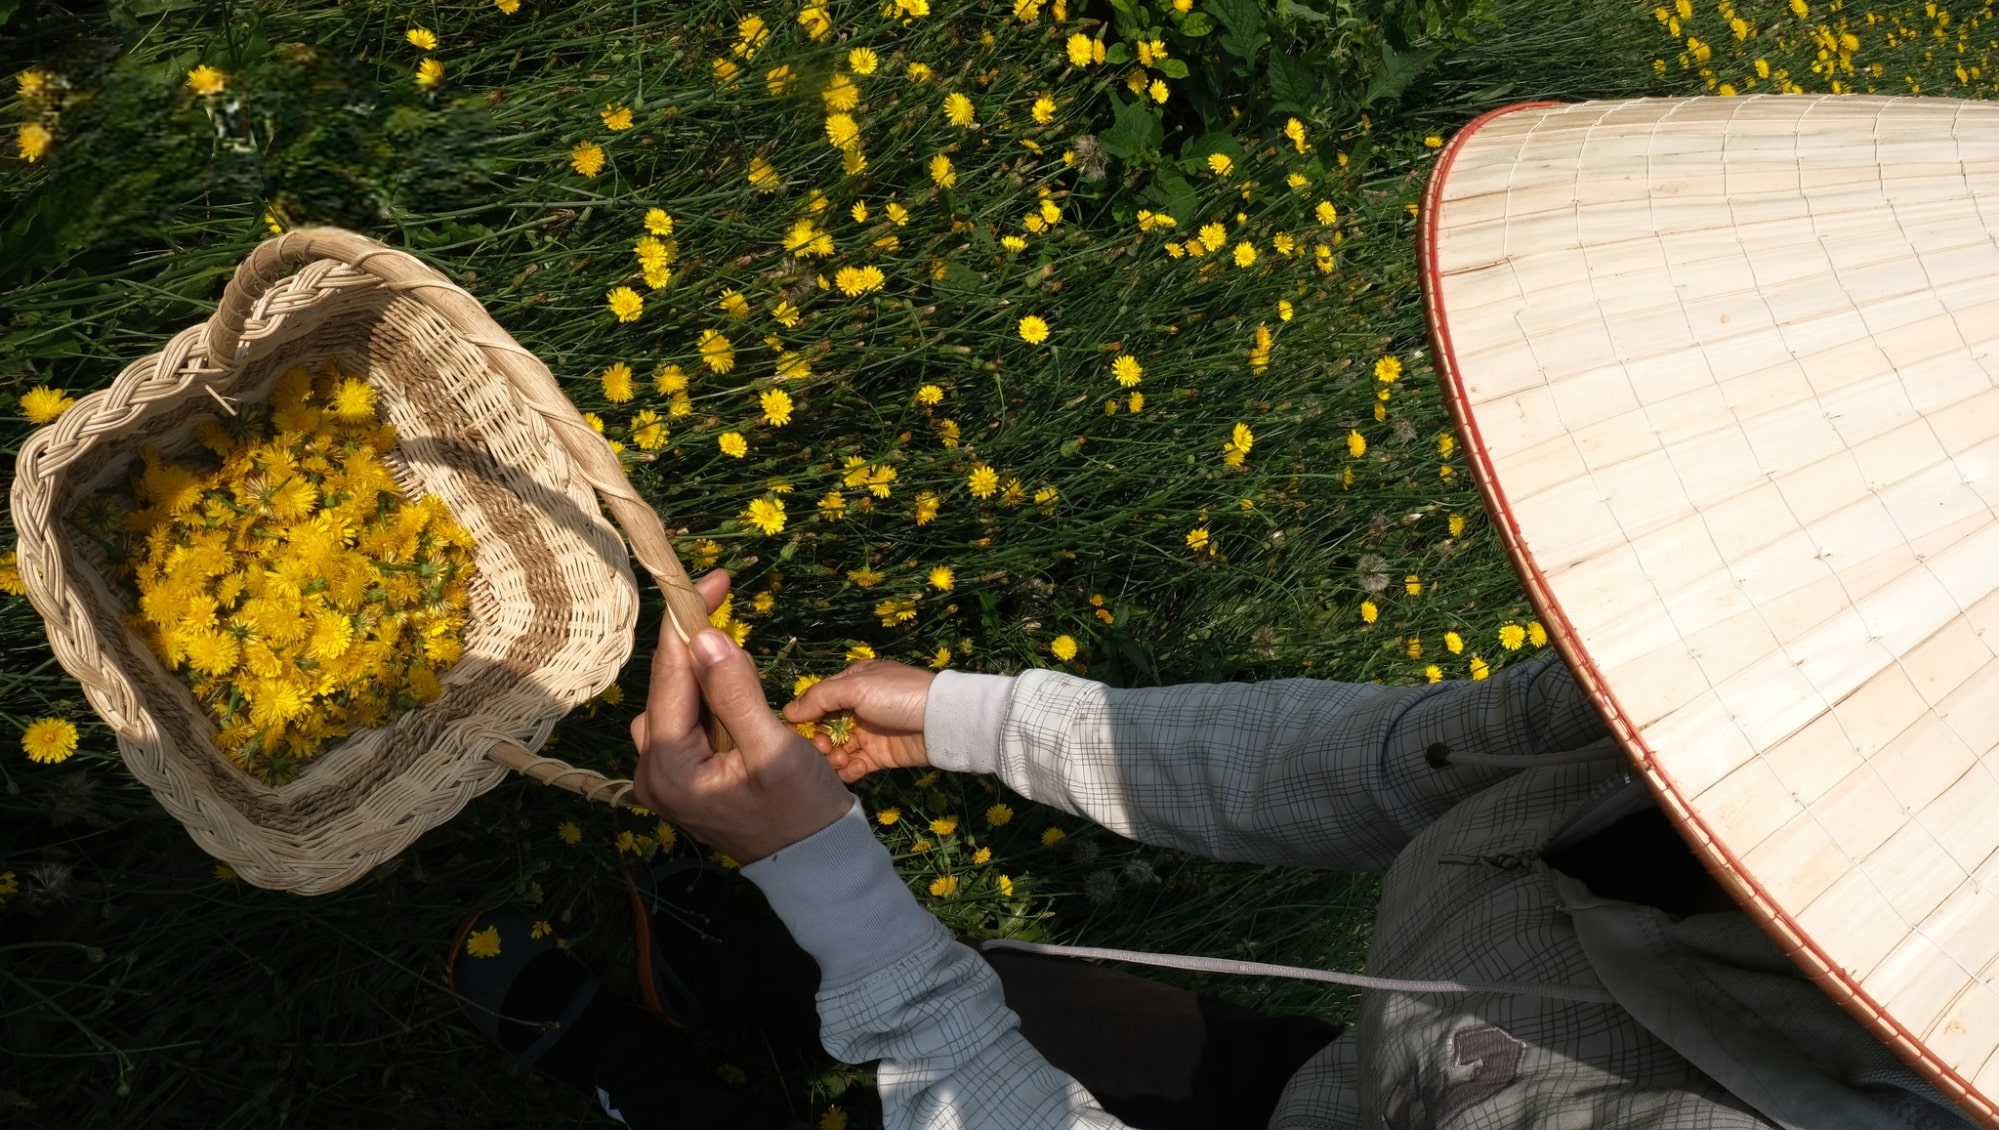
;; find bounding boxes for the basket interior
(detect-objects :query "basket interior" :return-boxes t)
[51,271,638,842]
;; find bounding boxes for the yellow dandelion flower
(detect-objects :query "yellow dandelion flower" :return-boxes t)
[718,432,748,458]
[929,153,957,189]
[19,386,75,425]
[799,5,832,38]
[943,92,976,127]
[1186,526,1210,552]
[760,388,794,426]
[1283,117,1309,153]
[748,155,781,193]
[835,265,886,296]
[1066,33,1094,66]
[1347,430,1366,458]
[968,464,999,498]
[22,717,80,764]
[698,329,735,372]
[1470,656,1491,681]
[744,496,787,535]
[186,64,227,95]
[1233,241,1258,268]
[416,57,445,89]
[1444,631,1464,654]
[1360,600,1379,624]
[1499,623,1528,651]
[606,287,643,323]
[465,926,502,958]
[1426,664,1444,683]
[822,1108,849,1130]
[16,122,53,163]
[1529,622,1549,647]
[929,875,960,898]
[849,47,880,74]
[406,28,438,50]
[1207,152,1234,176]
[1016,315,1049,344]
[495,0,521,13]
[986,803,1013,826]
[631,409,667,451]
[600,362,634,403]
[1149,78,1169,103]
[1316,200,1337,225]
[599,103,635,131]
[846,643,876,661]
[771,300,800,328]
[1031,94,1058,124]
[1375,356,1403,382]
[914,491,941,526]
[906,61,934,82]
[1001,234,1028,253]
[928,565,954,591]
[825,113,861,150]
[929,815,959,836]
[876,806,901,826]
[1041,826,1066,846]
[783,218,834,258]
[735,13,770,56]
[570,139,607,177]
[916,384,944,405]
[1050,634,1078,661]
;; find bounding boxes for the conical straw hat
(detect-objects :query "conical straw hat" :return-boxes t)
[1422,95,1999,1127]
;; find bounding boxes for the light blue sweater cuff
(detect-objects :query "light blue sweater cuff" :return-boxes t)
[740,796,940,987]
[925,669,1014,775]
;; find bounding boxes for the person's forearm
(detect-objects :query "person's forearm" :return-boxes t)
[924,656,1605,871]
[740,797,1131,1129]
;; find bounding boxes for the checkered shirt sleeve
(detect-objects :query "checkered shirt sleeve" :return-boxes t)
[994,653,1605,871]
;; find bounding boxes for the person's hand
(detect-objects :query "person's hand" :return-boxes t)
[629,570,852,863]
[782,660,936,783]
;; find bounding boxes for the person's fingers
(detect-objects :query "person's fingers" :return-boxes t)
[686,629,796,760]
[642,613,706,774]
[694,568,731,615]
[785,671,867,722]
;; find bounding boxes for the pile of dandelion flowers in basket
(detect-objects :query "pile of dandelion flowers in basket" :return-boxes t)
[95,360,476,785]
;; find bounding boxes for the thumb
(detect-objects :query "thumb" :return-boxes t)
[688,629,794,752]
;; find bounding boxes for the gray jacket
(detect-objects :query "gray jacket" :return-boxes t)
[743,655,1974,1128]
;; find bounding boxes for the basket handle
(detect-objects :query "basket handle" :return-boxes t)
[208,228,732,809]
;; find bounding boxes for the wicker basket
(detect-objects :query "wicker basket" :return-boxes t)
[9,228,716,894]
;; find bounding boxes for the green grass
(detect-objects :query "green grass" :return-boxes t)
[3,0,1990,1124]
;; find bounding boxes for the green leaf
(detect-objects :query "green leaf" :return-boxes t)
[1267,51,1319,108]
[1177,10,1214,35]
[0,0,20,27]
[1360,41,1444,108]
[1274,0,1331,21]
[1156,57,1190,79]
[1142,172,1199,225]
[1105,42,1133,66]
[934,261,987,296]
[1098,92,1164,159]
[1208,0,1266,57]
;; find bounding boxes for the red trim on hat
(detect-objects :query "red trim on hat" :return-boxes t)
[1418,99,1997,1130]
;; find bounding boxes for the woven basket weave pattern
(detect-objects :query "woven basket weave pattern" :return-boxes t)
[12,235,657,893]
